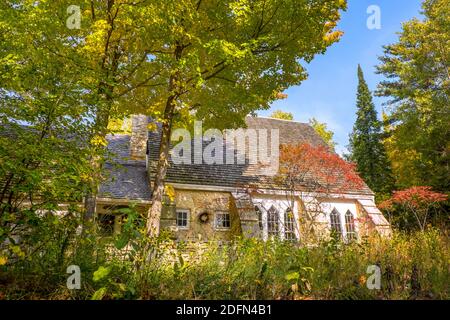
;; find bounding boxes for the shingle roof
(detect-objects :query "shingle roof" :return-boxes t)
[98,135,151,201]
[100,116,374,199]
[245,117,329,147]
[147,116,373,194]
[98,162,151,201]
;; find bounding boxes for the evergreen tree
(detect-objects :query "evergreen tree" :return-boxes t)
[376,0,449,191]
[349,65,394,197]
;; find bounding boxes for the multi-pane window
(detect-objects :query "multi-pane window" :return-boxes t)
[176,209,189,229]
[284,209,297,241]
[345,210,357,242]
[330,208,342,239]
[256,204,298,241]
[256,206,263,231]
[215,211,231,229]
[267,206,280,238]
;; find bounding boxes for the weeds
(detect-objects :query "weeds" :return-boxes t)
[1,222,448,300]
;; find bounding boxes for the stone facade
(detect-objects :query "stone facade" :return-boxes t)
[129,114,148,160]
[96,191,387,244]
[160,189,241,242]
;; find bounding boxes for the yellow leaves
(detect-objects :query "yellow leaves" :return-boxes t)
[11,246,25,259]
[108,118,131,134]
[338,0,348,10]
[147,122,158,132]
[0,256,7,266]
[80,173,93,183]
[323,30,344,45]
[82,19,112,57]
[91,135,107,147]
[229,0,251,18]
[324,21,337,32]
[274,92,288,100]
[204,39,250,63]
[164,185,176,203]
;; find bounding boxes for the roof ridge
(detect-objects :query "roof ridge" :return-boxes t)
[247,115,310,126]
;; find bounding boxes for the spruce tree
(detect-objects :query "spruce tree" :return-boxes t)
[349,65,394,198]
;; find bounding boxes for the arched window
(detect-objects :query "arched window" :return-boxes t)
[330,208,342,239]
[255,205,263,231]
[267,206,279,238]
[345,210,357,241]
[284,208,297,241]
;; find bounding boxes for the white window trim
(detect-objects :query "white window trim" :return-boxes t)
[328,207,358,242]
[254,199,299,241]
[344,209,358,241]
[176,209,190,230]
[214,211,231,230]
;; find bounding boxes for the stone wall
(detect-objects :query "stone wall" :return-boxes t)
[96,191,389,243]
[129,114,148,160]
[160,189,242,241]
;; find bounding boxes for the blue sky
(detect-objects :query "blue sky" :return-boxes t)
[259,0,423,155]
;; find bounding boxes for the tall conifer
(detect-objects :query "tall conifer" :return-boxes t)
[349,65,394,197]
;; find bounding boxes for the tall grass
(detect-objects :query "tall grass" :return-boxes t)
[1,227,448,300]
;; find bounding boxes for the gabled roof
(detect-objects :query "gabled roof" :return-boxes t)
[100,116,374,200]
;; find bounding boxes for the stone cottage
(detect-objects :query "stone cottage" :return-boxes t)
[96,115,391,243]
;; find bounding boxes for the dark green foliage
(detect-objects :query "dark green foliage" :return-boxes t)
[348,65,395,198]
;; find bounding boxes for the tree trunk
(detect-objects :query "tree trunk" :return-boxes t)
[146,88,177,236]
[146,44,183,237]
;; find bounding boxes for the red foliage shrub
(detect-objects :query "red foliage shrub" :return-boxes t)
[379,186,447,210]
[278,143,364,193]
[379,186,448,231]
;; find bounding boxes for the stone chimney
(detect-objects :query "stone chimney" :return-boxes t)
[130,114,149,160]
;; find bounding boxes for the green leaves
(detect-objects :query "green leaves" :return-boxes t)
[348,65,395,197]
[376,0,449,192]
[93,266,112,282]
[309,118,336,150]
[91,287,107,300]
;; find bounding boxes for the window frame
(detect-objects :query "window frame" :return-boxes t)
[344,210,357,242]
[329,207,358,242]
[284,208,297,241]
[214,211,231,230]
[330,208,343,239]
[255,202,299,242]
[97,213,116,236]
[267,205,280,238]
[176,209,190,230]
